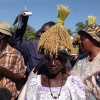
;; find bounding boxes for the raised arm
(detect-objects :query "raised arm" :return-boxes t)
[10,14,29,47]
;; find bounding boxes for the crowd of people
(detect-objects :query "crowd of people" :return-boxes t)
[0,4,100,100]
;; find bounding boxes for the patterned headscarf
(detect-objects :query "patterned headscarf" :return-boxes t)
[78,15,100,43]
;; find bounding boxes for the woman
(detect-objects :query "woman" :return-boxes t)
[25,51,86,100]
[24,5,86,100]
[70,15,100,100]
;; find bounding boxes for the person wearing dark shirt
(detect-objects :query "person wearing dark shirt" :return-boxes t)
[10,13,56,74]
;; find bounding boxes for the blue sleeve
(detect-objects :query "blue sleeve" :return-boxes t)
[9,16,29,54]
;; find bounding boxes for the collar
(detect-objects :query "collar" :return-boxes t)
[86,53,100,62]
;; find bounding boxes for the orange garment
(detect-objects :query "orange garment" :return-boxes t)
[0,44,26,100]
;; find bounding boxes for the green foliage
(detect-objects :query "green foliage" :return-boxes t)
[76,20,88,32]
[24,24,36,40]
[72,20,88,36]
[67,28,72,36]
[12,25,17,32]
[12,24,36,40]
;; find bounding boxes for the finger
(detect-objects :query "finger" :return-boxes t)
[92,87,98,99]
[96,86,100,97]
[92,76,100,99]
[84,84,92,92]
[86,80,93,89]
[92,76,97,87]
[93,71,99,78]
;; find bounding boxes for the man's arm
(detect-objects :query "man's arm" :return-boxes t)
[0,66,25,82]
[0,53,26,82]
[9,14,29,62]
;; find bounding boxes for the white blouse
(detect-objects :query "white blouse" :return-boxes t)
[25,75,86,100]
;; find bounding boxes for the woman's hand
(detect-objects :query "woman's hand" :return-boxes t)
[83,71,100,99]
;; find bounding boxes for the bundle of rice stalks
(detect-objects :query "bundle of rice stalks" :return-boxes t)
[38,5,74,58]
[87,15,97,25]
[73,35,80,44]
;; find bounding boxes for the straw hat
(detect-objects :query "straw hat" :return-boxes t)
[0,21,12,36]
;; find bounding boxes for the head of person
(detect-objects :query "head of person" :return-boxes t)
[0,88,12,100]
[35,21,56,40]
[78,15,100,54]
[35,22,56,40]
[0,21,12,44]
[73,35,80,47]
[38,5,74,75]
[73,35,85,54]
[35,29,41,40]
[40,21,56,34]
[78,23,100,54]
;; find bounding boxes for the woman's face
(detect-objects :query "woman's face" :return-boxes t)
[78,33,93,53]
[45,57,64,74]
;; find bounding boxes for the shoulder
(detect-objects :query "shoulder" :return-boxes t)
[27,75,40,86]
[7,44,21,54]
[67,75,86,99]
[28,39,38,43]
[25,75,40,100]
[95,54,100,60]
[29,39,38,45]
[72,56,87,69]
[67,75,84,86]
[26,75,40,93]
[77,53,88,60]
[67,75,85,92]
[7,44,23,57]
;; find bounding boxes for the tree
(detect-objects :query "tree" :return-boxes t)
[73,20,88,36]
[12,24,36,40]
[76,20,88,32]
[67,28,72,36]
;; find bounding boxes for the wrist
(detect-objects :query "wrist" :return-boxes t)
[3,72,6,77]
[3,71,7,77]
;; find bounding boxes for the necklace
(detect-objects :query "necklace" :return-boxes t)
[48,74,64,99]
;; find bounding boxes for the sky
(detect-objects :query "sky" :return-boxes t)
[0,0,100,34]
